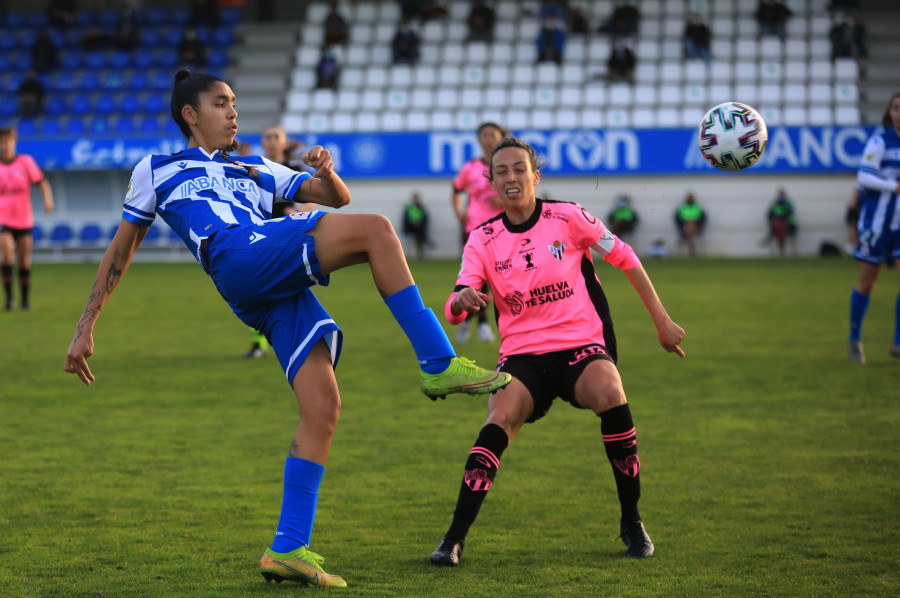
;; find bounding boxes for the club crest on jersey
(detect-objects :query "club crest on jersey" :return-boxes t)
[548,240,565,261]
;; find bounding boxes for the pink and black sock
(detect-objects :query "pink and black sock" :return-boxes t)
[600,403,642,523]
[18,267,30,306]
[446,423,509,541]
[1,264,12,304]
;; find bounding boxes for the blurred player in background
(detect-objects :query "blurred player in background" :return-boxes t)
[451,121,507,344]
[431,138,684,566]
[848,90,900,363]
[63,71,511,588]
[0,125,54,311]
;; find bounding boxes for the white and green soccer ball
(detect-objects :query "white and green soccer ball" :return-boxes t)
[698,102,768,171]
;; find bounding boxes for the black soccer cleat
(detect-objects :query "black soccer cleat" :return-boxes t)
[619,519,654,558]
[430,536,465,566]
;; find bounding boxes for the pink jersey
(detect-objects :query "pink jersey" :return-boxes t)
[0,154,43,229]
[453,158,504,233]
[445,199,641,358]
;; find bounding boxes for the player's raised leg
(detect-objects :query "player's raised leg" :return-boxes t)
[310,212,510,398]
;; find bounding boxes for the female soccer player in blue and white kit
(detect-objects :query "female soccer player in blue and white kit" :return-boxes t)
[848,90,900,363]
[63,71,510,587]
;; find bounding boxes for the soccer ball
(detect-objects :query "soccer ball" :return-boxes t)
[697,102,768,171]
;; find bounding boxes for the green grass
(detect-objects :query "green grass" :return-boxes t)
[1,257,898,597]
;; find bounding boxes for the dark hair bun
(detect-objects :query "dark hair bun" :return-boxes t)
[174,70,192,84]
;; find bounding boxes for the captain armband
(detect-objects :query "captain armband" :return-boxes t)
[591,229,617,256]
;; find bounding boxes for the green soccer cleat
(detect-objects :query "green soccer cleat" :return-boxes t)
[420,357,511,400]
[259,546,347,588]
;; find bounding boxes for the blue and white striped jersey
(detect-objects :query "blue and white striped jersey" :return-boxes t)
[122,147,311,263]
[857,126,900,233]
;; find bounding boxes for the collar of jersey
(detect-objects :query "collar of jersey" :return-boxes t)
[179,147,222,160]
[503,197,543,233]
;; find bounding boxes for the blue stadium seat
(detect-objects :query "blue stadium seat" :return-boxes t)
[213,27,235,47]
[0,34,18,52]
[164,29,183,47]
[115,118,135,135]
[146,9,167,27]
[13,54,31,71]
[70,96,91,116]
[47,30,65,49]
[140,29,162,47]
[61,53,81,70]
[65,119,85,135]
[52,73,76,93]
[45,96,67,116]
[79,223,104,245]
[86,51,106,70]
[50,223,75,245]
[120,95,140,114]
[95,96,116,115]
[90,118,110,134]
[102,73,125,92]
[0,98,16,118]
[76,10,98,28]
[0,55,10,72]
[158,50,179,69]
[79,74,100,92]
[140,116,160,134]
[16,119,36,136]
[195,26,212,45]
[172,8,190,25]
[134,50,155,70]
[142,224,161,244]
[99,9,120,27]
[6,73,24,90]
[5,12,26,28]
[27,11,48,28]
[144,95,166,114]
[108,224,119,240]
[208,49,229,69]
[164,118,181,136]
[31,223,45,246]
[110,51,131,69]
[128,72,149,92]
[220,7,241,25]
[151,72,171,92]
[40,119,61,136]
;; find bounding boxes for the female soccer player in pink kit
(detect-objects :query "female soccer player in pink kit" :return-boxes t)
[431,138,685,565]
[0,125,54,311]
[450,121,507,343]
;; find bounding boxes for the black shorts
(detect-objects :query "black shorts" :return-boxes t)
[0,225,32,241]
[497,344,615,423]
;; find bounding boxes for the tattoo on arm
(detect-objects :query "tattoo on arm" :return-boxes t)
[105,263,123,294]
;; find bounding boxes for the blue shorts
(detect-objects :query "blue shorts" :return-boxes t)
[854,227,900,265]
[206,211,343,384]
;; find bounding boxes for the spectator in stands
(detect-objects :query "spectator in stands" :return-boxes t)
[392,19,421,65]
[466,0,495,42]
[762,188,797,257]
[323,1,349,46]
[683,12,711,65]
[179,26,207,70]
[829,11,867,60]
[402,191,432,260]
[600,0,640,37]
[755,0,793,39]
[46,0,77,30]
[113,10,140,51]
[607,37,635,83]
[0,125,54,311]
[16,70,46,119]
[606,195,639,244]
[396,0,448,21]
[569,5,590,35]
[539,0,567,21]
[315,45,340,89]
[536,15,565,64]
[30,30,58,73]
[189,0,220,26]
[675,193,706,257]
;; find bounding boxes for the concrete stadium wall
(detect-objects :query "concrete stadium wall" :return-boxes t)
[34,170,857,262]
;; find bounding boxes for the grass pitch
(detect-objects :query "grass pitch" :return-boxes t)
[0,257,898,597]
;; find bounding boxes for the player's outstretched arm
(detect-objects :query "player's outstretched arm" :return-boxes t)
[64,220,147,385]
[623,266,685,357]
[296,145,351,209]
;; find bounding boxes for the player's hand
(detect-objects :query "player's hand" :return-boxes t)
[454,287,488,314]
[64,333,96,386]
[658,319,685,358]
[301,145,335,179]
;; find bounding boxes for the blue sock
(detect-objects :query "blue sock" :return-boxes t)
[384,285,455,374]
[849,288,870,342]
[270,458,325,553]
[894,293,900,345]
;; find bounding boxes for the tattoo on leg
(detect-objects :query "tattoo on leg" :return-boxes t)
[288,439,300,458]
[377,287,387,299]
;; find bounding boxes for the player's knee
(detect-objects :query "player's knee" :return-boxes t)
[587,382,626,416]
[300,392,341,431]
[364,214,400,244]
